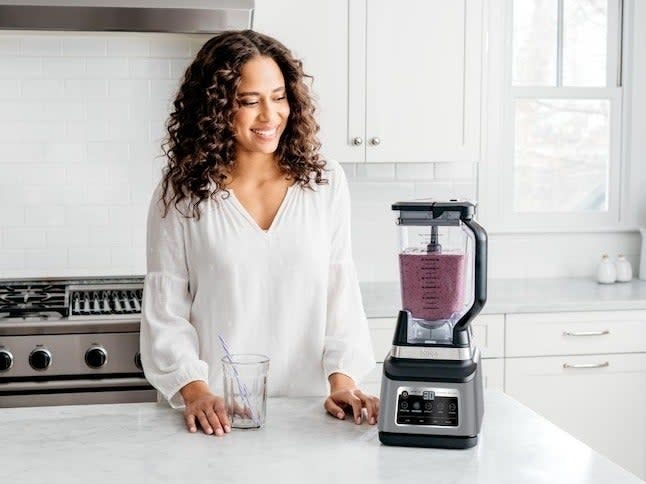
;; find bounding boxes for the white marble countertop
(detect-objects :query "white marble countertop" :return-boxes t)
[1,391,642,484]
[361,277,646,317]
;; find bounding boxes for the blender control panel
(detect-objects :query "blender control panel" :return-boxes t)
[395,387,459,427]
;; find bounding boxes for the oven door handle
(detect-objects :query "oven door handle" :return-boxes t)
[0,377,153,391]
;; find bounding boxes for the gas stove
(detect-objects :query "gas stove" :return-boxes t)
[0,276,157,408]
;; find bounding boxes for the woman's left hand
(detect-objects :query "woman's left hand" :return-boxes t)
[324,387,380,425]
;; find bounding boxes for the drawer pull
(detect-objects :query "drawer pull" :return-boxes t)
[562,330,610,337]
[563,361,610,369]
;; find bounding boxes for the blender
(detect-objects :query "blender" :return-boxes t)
[377,200,487,449]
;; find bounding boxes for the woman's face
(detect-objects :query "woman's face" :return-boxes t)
[233,56,291,157]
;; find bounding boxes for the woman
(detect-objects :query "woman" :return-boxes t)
[140,30,378,437]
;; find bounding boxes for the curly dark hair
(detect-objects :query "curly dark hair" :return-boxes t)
[160,29,327,218]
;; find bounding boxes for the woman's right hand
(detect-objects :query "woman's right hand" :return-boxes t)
[180,380,231,436]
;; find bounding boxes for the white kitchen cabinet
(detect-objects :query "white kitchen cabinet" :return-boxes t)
[253,0,483,163]
[506,353,646,480]
[505,309,646,480]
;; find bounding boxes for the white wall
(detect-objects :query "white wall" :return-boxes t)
[0,31,209,277]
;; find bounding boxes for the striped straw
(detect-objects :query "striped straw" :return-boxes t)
[218,334,260,427]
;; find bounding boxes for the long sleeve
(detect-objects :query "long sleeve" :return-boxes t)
[140,185,209,409]
[323,164,376,384]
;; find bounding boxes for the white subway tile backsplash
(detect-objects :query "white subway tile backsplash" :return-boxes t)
[347,181,415,204]
[395,163,435,180]
[68,248,112,270]
[23,248,68,271]
[4,227,46,249]
[22,80,65,98]
[46,227,89,248]
[45,143,86,163]
[25,206,65,226]
[0,79,19,98]
[0,58,42,79]
[0,37,19,56]
[107,38,150,57]
[107,121,150,142]
[434,162,475,180]
[0,121,66,142]
[150,79,180,100]
[20,37,61,56]
[130,58,171,79]
[451,182,477,202]
[355,163,395,179]
[149,37,191,58]
[42,57,85,78]
[64,79,108,98]
[0,250,25,271]
[61,38,107,57]
[23,184,84,205]
[110,246,145,274]
[0,205,25,226]
[65,163,108,183]
[65,120,109,141]
[65,206,109,226]
[108,79,149,98]
[83,183,131,205]
[40,100,85,121]
[0,99,43,120]
[86,57,129,79]
[170,58,191,79]
[130,97,172,121]
[413,182,456,199]
[0,143,44,164]
[88,226,133,247]
[86,99,129,121]
[87,142,129,164]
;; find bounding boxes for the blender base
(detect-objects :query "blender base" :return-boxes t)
[378,431,478,449]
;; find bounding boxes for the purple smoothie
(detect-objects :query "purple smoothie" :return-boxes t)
[399,252,466,321]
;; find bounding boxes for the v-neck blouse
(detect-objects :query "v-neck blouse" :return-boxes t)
[140,160,375,408]
[226,183,295,235]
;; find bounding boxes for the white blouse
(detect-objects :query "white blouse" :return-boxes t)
[140,159,375,409]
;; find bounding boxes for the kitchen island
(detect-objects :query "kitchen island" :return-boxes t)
[1,391,642,483]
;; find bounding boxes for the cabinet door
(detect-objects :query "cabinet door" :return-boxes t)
[365,0,483,162]
[506,353,646,480]
[253,0,365,163]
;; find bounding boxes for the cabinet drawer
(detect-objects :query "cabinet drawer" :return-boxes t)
[368,314,503,361]
[506,310,646,357]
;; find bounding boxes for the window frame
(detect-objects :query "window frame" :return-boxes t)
[478,0,632,233]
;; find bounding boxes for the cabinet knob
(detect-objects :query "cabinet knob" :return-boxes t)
[370,137,381,146]
[351,136,363,146]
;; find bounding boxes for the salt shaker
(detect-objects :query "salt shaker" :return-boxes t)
[615,254,633,282]
[596,254,616,284]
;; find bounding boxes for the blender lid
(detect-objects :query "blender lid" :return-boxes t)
[391,200,475,221]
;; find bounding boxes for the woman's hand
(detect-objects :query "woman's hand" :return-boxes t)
[180,380,231,436]
[324,373,380,425]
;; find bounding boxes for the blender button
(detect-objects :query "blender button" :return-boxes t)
[449,403,457,412]
[412,402,421,410]
[425,402,433,411]
[401,391,408,398]
[401,402,408,409]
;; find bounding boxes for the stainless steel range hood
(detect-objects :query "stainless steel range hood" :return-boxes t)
[0,0,254,34]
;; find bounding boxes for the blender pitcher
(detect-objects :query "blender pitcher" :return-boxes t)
[394,200,485,349]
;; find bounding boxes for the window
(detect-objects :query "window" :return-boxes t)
[483,0,626,230]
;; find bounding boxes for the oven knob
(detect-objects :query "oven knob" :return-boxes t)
[85,346,108,369]
[29,348,52,370]
[134,352,143,370]
[0,349,14,372]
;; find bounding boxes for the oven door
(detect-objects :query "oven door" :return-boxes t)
[0,376,158,408]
